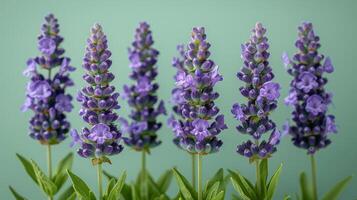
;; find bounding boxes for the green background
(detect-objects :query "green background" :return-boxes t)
[1,0,356,199]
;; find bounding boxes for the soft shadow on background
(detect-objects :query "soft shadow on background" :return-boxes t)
[1,0,356,199]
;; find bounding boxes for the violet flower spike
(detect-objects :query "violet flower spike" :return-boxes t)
[283,22,336,154]
[168,27,227,155]
[22,14,75,145]
[232,23,281,160]
[71,23,123,161]
[120,22,165,151]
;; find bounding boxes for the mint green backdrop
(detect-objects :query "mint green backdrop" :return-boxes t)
[1,0,356,199]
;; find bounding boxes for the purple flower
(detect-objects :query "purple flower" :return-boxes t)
[296,72,318,93]
[306,95,326,116]
[88,123,113,144]
[169,27,226,155]
[284,22,336,154]
[259,82,280,101]
[71,24,123,160]
[232,23,281,159]
[55,94,73,112]
[23,59,37,77]
[70,129,81,147]
[59,58,75,75]
[27,80,52,99]
[121,22,165,151]
[22,14,75,145]
[282,52,291,68]
[38,37,56,56]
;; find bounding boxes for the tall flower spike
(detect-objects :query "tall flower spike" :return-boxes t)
[120,22,166,151]
[168,27,227,155]
[232,23,281,160]
[71,24,123,163]
[283,22,336,154]
[22,13,75,145]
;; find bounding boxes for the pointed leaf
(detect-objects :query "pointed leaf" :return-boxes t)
[230,177,251,200]
[120,183,133,200]
[107,171,127,200]
[205,182,220,200]
[211,190,225,200]
[321,176,352,200]
[299,172,312,200]
[266,163,283,200]
[204,168,224,199]
[103,170,117,181]
[53,153,74,189]
[283,195,292,200]
[232,193,243,200]
[31,160,57,196]
[157,169,173,193]
[67,170,92,199]
[9,186,28,200]
[16,154,37,184]
[57,186,75,200]
[104,178,116,197]
[228,170,257,199]
[172,168,197,200]
[66,193,76,200]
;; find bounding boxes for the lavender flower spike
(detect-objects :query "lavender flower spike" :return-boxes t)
[120,22,166,151]
[283,22,336,154]
[232,23,281,160]
[22,14,75,145]
[168,27,227,155]
[71,24,123,163]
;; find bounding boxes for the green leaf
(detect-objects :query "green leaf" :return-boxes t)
[146,172,166,199]
[211,190,225,200]
[16,154,37,185]
[157,169,173,193]
[107,171,127,200]
[259,159,268,197]
[57,186,75,200]
[266,163,283,200]
[172,168,197,200]
[228,169,257,200]
[230,177,251,200]
[53,153,74,190]
[205,182,220,200]
[103,170,117,181]
[131,183,139,200]
[31,160,57,196]
[283,195,292,200]
[66,193,77,200]
[9,186,28,200]
[299,172,313,200]
[204,168,224,200]
[120,183,133,200]
[321,175,353,200]
[67,169,92,199]
[232,194,243,200]
[104,178,116,198]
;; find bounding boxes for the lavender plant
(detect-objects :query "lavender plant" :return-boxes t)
[229,23,284,200]
[168,27,227,200]
[283,22,351,200]
[68,23,126,200]
[10,14,76,200]
[116,22,171,200]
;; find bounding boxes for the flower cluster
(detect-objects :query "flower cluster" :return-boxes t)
[71,24,123,161]
[168,27,227,155]
[283,22,336,154]
[22,14,75,145]
[120,22,166,151]
[232,23,281,160]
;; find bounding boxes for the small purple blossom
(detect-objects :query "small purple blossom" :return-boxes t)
[284,22,336,154]
[22,14,75,145]
[233,23,281,160]
[168,27,227,155]
[120,22,165,151]
[71,24,123,160]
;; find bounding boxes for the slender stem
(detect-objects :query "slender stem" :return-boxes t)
[191,154,196,187]
[255,159,261,193]
[197,154,203,200]
[310,155,318,200]
[97,163,103,200]
[46,145,53,200]
[142,151,147,200]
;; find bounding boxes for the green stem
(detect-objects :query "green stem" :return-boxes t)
[47,145,53,200]
[142,151,147,200]
[197,154,203,200]
[310,155,318,200]
[255,159,261,193]
[97,163,103,200]
[192,154,196,187]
